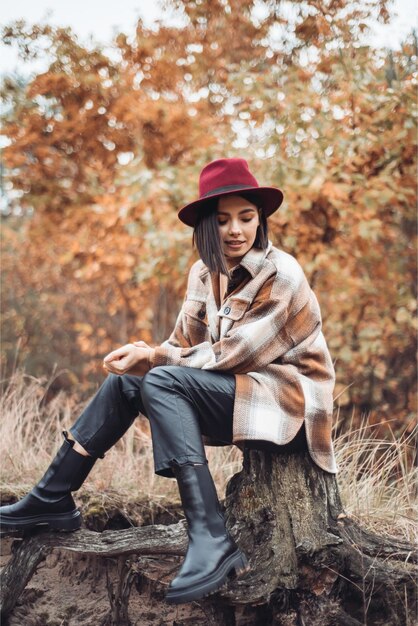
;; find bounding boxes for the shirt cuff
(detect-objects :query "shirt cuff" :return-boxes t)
[153,345,182,367]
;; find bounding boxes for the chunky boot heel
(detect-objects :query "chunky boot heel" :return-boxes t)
[41,509,82,532]
[0,432,96,536]
[166,463,249,605]
[166,546,249,604]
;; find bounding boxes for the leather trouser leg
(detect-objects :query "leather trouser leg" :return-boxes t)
[139,366,236,477]
[69,373,147,457]
[69,367,236,478]
[0,367,236,536]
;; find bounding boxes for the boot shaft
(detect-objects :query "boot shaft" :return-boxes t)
[0,433,95,531]
[35,432,96,499]
[173,462,226,538]
[166,462,246,604]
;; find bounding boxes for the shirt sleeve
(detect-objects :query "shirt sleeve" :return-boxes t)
[154,267,320,374]
[159,300,192,350]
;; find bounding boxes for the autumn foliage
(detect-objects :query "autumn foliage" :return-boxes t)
[1,0,416,435]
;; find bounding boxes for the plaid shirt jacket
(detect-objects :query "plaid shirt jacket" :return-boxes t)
[153,242,337,473]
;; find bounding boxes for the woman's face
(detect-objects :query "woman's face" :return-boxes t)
[217,195,260,268]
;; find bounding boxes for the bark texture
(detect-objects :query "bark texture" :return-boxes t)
[222,448,417,625]
[1,448,416,625]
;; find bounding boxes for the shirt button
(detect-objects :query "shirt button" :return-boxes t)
[224,306,231,315]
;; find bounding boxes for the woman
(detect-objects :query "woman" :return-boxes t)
[0,158,337,604]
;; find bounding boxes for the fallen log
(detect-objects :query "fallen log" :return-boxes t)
[1,448,416,625]
[0,522,187,618]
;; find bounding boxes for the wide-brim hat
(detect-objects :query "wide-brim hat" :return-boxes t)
[178,158,284,227]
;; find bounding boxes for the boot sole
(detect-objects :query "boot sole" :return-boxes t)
[0,509,82,535]
[165,549,249,604]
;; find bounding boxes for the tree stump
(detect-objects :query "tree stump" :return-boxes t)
[222,447,417,625]
[1,448,416,625]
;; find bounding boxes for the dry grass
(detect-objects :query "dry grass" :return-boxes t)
[334,412,417,544]
[0,370,242,506]
[0,371,416,542]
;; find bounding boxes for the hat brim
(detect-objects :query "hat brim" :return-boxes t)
[178,186,284,227]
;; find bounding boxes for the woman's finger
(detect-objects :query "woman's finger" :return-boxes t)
[103,344,133,363]
[104,359,128,374]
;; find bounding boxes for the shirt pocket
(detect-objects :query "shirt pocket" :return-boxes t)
[183,299,208,325]
[217,298,250,323]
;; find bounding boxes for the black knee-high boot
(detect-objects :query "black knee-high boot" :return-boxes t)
[0,432,96,534]
[166,463,249,604]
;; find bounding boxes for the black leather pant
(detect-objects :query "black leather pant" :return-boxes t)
[69,366,236,478]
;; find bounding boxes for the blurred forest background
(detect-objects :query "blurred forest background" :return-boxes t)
[1,0,416,438]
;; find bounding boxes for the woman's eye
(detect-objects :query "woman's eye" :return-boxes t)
[217,216,254,225]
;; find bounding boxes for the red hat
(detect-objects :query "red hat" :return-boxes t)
[178,158,284,227]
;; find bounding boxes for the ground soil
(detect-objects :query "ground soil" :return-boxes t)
[0,495,219,626]
[1,537,220,626]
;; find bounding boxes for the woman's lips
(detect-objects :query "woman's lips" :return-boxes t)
[225,241,245,249]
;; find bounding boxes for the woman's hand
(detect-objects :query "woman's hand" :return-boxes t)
[133,340,151,349]
[103,343,153,376]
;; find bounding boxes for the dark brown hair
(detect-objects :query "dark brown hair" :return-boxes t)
[193,193,269,276]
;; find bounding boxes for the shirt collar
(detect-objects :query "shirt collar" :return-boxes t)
[239,240,272,278]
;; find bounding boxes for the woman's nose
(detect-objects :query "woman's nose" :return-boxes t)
[229,221,241,235]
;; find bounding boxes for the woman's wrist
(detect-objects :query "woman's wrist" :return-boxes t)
[148,348,155,369]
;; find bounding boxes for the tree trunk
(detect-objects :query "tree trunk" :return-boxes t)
[1,448,416,625]
[222,448,417,625]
